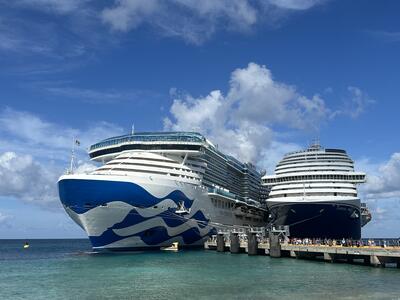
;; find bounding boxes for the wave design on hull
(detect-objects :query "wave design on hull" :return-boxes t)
[59,178,215,248]
[58,178,194,214]
[76,199,182,236]
[88,208,212,248]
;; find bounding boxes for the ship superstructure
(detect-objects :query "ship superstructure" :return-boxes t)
[58,132,266,250]
[262,142,370,239]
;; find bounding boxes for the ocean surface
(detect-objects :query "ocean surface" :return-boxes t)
[0,239,399,300]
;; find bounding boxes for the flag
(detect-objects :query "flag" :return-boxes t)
[75,139,80,146]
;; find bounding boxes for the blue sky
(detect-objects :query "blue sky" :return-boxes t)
[0,0,399,238]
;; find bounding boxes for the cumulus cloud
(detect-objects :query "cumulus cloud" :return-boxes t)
[0,107,124,160]
[164,62,330,167]
[0,108,123,209]
[359,153,400,199]
[355,153,400,236]
[165,63,375,173]
[0,152,60,208]
[0,152,99,210]
[227,63,329,129]
[101,0,326,44]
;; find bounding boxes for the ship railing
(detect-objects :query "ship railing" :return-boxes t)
[207,187,237,199]
[90,134,204,150]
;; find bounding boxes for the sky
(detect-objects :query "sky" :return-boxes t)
[0,0,399,238]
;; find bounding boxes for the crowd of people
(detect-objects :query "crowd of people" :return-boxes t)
[286,237,400,248]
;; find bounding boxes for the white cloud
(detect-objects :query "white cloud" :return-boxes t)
[0,108,124,210]
[74,162,97,174]
[164,62,329,167]
[165,90,223,133]
[260,140,301,173]
[355,154,400,236]
[358,153,400,199]
[165,63,375,173]
[0,0,328,65]
[0,108,124,158]
[268,0,324,10]
[0,152,98,210]
[0,152,60,209]
[227,63,329,129]
[101,0,326,44]
[102,0,161,32]
[331,86,375,119]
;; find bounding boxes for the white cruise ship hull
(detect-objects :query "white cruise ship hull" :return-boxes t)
[268,198,362,239]
[58,174,263,250]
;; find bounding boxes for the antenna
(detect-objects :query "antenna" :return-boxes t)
[131,123,135,135]
[310,136,321,150]
[69,137,80,174]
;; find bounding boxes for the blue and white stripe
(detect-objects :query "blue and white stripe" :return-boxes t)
[58,175,215,250]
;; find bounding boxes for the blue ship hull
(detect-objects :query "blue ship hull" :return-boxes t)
[58,177,215,250]
[269,201,361,239]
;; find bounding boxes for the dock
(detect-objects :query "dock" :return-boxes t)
[204,232,400,268]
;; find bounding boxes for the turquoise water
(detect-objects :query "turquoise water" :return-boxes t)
[1,239,400,299]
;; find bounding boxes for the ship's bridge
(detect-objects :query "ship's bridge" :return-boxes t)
[89,131,207,162]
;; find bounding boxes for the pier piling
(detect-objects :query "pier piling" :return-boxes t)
[269,232,281,258]
[217,233,225,252]
[247,232,258,255]
[323,252,335,263]
[230,232,240,254]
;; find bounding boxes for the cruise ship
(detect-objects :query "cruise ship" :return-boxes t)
[58,132,267,251]
[262,142,370,239]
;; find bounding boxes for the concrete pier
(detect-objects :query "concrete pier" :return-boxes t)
[205,237,400,268]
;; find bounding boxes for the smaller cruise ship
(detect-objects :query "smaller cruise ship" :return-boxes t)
[262,142,370,239]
